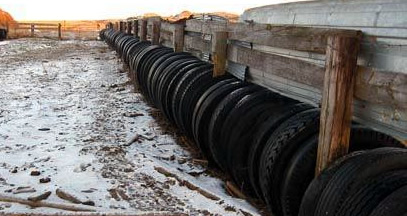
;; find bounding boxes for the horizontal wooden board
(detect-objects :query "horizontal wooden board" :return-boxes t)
[186,19,359,54]
[17,23,59,27]
[227,44,325,88]
[184,34,211,53]
[228,43,407,139]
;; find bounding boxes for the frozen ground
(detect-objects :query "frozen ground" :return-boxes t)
[0,38,260,215]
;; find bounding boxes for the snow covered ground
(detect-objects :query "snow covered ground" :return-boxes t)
[0,38,260,215]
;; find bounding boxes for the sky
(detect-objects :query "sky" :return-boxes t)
[0,0,300,21]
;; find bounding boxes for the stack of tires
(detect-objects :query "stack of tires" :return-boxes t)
[100,28,406,216]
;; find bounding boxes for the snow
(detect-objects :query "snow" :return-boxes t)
[0,38,260,215]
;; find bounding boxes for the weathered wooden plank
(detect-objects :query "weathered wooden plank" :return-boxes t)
[229,25,358,54]
[160,31,173,43]
[184,34,212,53]
[161,22,173,32]
[58,23,62,40]
[316,34,361,175]
[133,20,138,37]
[173,23,185,52]
[17,23,59,27]
[152,21,161,45]
[140,19,147,41]
[127,21,132,35]
[212,31,228,77]
[230,43,407,140]
[355,67,407,108]
[185,19,227,35]
[227,44,325,88]
[187,19,358,54]
[161,39,173,48]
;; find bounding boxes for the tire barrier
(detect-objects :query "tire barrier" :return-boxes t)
[100,28,406,216]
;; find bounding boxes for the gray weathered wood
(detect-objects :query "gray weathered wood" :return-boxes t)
[184,34,212,53]
[140,19,147,41]
[133,20,138,37]
[127,21,132,35]
[173,23,185,52]
[152,21,161,45]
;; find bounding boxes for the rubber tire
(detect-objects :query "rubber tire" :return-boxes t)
[336,170,407,216]
[259,109,321,216]
[314,147,407,216]
[370,185,407,216]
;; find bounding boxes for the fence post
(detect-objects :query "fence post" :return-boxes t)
[133,20,138,37]
[152,20,161,45]
[211,31,228,77]
[172,23,185,52]
[31,24,35,37]
[316,33,362,176]
[119,21,124,32]
[58,23,62,40]
[140,19,147,41]
[127,21,132,35]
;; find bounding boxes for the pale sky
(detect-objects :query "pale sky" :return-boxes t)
[0,0,300,21]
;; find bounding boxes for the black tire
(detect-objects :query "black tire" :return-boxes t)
[208,84,262,168]
[336,170,407,216]
[281,127,403,216]
[171,64,212,130]
[157,59,201,117]
[193,80,244,161]
[224,97,298,195]
[163,61,208,124]
[248,103,313,200]
[370,185,407,216]
[259,109,320,216]
[314,147,407,216]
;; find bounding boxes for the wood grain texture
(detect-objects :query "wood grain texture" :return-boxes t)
[184,34,211,53]
[316,34,362,175]
[227,44,325,88]
[173,23,185,52]
[152,21,161,45]
[126,21,132,35]
[140,19,147,41]
[133,20,138,37]
[212,31,228,77]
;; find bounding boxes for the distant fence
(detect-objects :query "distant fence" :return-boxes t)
[14,22,62,39]
[6,21,108,40]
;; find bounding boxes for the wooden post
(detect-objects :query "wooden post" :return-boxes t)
[172,23,185,52]
[58,23,62,40]
[31,24,35,37]
[211,31,228,77]
[114,22,119,31]
[316,33,362,176]
[133,20,138,37]
[140,19,147,41]
[152,20,161,45]
[127,21,132,35]
[119,21,124,32]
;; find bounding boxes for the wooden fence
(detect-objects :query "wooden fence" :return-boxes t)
[111,16,407,174]
[12,22,62,39]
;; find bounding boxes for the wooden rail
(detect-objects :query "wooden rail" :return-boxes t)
[14,22,62,40]
[113,17,407,174]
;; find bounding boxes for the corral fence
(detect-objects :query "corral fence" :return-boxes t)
[109,14,407,174]
[5,21,108,40]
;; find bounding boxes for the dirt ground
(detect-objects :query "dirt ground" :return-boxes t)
[0,38,259,215]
